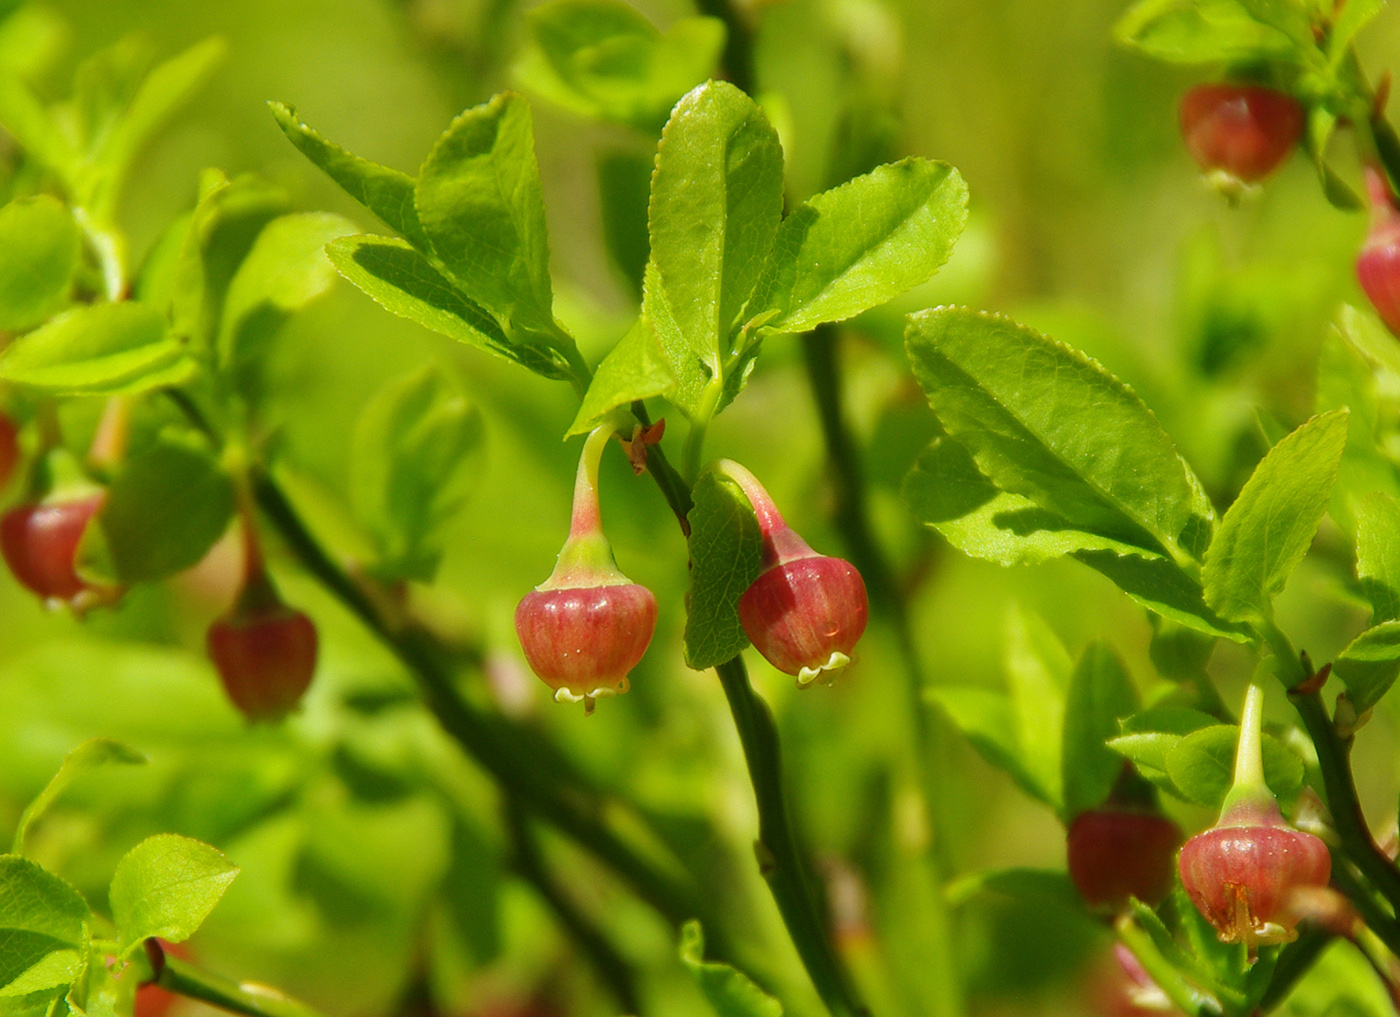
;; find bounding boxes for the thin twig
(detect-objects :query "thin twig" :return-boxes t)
[156,954,325,1017]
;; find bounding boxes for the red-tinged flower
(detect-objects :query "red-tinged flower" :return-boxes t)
[0,413,18,492]
[1179,84,1303,188]
[718,460,869,686]
[1067,808,1182,911]
[1,492,105,604]
[515,427,656,712]
[1358,164,1400,336]
[206,516,318,722]
[1177,684,1331,949]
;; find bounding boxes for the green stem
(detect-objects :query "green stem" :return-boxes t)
[1114,917,1222,1017]
[506,802,644,1015]
[714,655,867,1017]
[156,956,325,1017]
[1330,854,1400,959]
[1288,688,1400,915]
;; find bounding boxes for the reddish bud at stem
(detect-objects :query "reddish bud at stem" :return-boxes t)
[1067,808,1182,911]
[207,603,319,722]
[1359,164,1400,336]
[1,493,104,603]
[1179,84,1303,185]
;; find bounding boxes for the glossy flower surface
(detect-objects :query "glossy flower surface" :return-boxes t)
[1179,84,1303,183]
[516,583,657,703]
[738,553,868,684]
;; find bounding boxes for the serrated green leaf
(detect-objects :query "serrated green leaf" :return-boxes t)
[515,0,725,131]
[12,739,146,856]
[1062,642,1140,818]
[646,80,783,418]
[1203,409,1348,625]
[1358,493,1400,624]
[325,234,572,380]
[216,211,356,384]
[415,93,567,352]
[0,302,190,396]
[925,686,1057,808]
[1114,0,1301,64]
[0,196,78,331]
[904,308,1215,566]
[747,159,968,336]
[1333,621,1400,714]
[80,434,235,584]
[679,921,782,1017]
[109,834,238,955]
[568,314,675,436]
[351,365,484,583]
[684,470,763,670]
[268,101,427,247]
[1165,724,1304,809]
[0,856,89,997]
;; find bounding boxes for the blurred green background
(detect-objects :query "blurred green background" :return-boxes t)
[2,1,1399,1015]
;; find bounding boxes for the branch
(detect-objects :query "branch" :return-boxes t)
[714,655,867,1017]
[156,954,326,1017]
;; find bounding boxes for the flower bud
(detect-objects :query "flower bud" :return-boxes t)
[1179,84,1303,189]
[1177,684,1331,948]
[1,492,104,603]
[1358,164,1400,336]
[206,517,318,722]
[1067,808,1182,911]
[719,460,869,686]
[515,427,656,711]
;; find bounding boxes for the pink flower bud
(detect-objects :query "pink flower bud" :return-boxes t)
[207,604,319,722]
[1,493,104,603]
[1358,164,1400,336]
[1179,84,1303,185]
[1067,808,1182,911]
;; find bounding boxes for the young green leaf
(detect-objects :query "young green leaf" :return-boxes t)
[1358,493,1400,624]
[0,196,78,331]
[1163,724,1304,810]
[1114,0,1301,64]
[217,211,357,380]
[1202,409,1348,625]
[1061,642,1140,818]
[0,302,190,395]
[11,738,146,856]
[646,80,783,417]
[679,920,783,1017]
[351,365,485,583]
[905,308,1215,566]
[109,834,239,955]
[747,159,968,336]
[568,314,676,436]
[684,469,764,670]
[325,234,573,380]
[1109,706,1219,794]
[268,101,427,247]
[925,686,1058,809]
[415,93,564,347]
[80,434,235,584]
[1006,606,1070,810]
[0,73,78,187]
[1332,621,1400,715]
[0,855,90,997]
[515,0,725,131]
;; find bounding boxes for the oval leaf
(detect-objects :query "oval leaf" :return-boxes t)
[0,195,79,330]
[1164,724,1304,810]
[109,833,239,955]
[0,301,189,395]
[684,470,763,670]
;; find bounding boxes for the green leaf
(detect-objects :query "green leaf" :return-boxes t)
[684,470,764,670]
[1328,0,1384,65]
[568,314,675,436]
[415,93,567,350]
[11,739,146,856]
[87,37,226,216]
[1358,493,1400,624]
[747,158,968,336]
[1202,409,1349,625]
[904,308,1215,565]
[0,195,79,331]
[351,365,485,583]
[925,686,1057,809]
[597,147,651,296]
[216,211,356,379]
[1109,706,1219,793]
[515,0,725,131]
[1005,606,1070,810]
[1333,621,1400,715]
[108,834,239,956]
[81,434,235,584]
[0,855,90,997]
[944,868,1079,909]
[679,920,782,1017]
[0,73,78,186]
[268,101,427,247]
[325,234,573,379]
[0,302,190,395]
[1114,0,1301,64]
[1061,642,1140,818]
[1165,724,1304,810]
[645,80,784,418]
